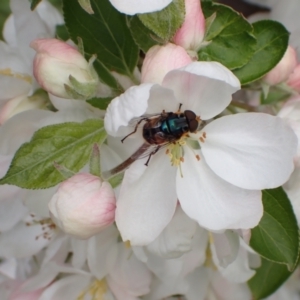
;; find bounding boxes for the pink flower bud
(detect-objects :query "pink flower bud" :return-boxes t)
[173,0,205,51]
[287,64,300,92]
[141,43,192,84]
[48,173,116,239]
[263,46,298,86]
[30,39,98,99]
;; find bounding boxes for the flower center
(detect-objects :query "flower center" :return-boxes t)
[78,279,107,300]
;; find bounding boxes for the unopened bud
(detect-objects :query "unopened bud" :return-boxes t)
[173,0,205,52]
[48,173,116,239]
[141,44,192,84]
[30,39,99,99]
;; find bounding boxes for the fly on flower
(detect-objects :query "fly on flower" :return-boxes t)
[103,105,205,178]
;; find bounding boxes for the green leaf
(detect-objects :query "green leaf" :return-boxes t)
[108,172,124,188]
[250,188,300,271]
[86,97,114,110]
[78,0,94,14]
[55,24,70,41]
[233,20,289,84]
[199,2,256,70]
[89,143,101,177]
[261,86,292,105]
[30,0,42,10]
[128,16,162,53]
[138,0,185,41]
[63,0,138,90]
[248,257,294,299]
[0,0,10,41]
[0,119,107,189]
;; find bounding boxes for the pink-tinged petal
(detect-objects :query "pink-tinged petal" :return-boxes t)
[116,152,178,245]
[287,64,300,92]
[162,62,240,119]
[173,0,205,51]
[264,45,298,85]
[141,44,192,84]
[108,0,172,15]
[30,39,87,68]
[201,113,297,190]
[104,83,154,136]
[177,148,263,230]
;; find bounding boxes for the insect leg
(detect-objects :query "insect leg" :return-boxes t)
[176,103,183,113]
[121,117,149,143]
[145,146,161,166]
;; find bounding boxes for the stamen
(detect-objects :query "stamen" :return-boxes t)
[78,279,107,300]
[25,215,56,241]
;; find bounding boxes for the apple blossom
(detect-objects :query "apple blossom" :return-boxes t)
[31,39,99,99]
[141,44,193,84]
[263,45,298,86]
[48,173,116,239]
[173,0,206,53]
[105,57,297,245]
[108,0,172,15]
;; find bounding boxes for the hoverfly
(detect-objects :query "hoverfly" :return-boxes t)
[103,105,205,179]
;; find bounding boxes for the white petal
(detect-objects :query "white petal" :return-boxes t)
[219,246,255,283]
[104,83,154,136]
[3,15,16,47]
[0,221,55,258]
[70,238,88,269]
[146,84,179,114]
[177,148,263,230]
[42,234,69,266]
[116,152,177,245]
[39,275,92,300]
[212,272,252,300]
[108,244,152,297]
[23,187,57,218]
[211,230,240,268]
[162,62,240,119]
[185,267,210,300]
[201,113,297,189]
[36,1,64,37]
[0,187,28,231]
[147,206,197,259]
[87,226,119,279]
[20,262,61,291]
[108,0,172,15]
